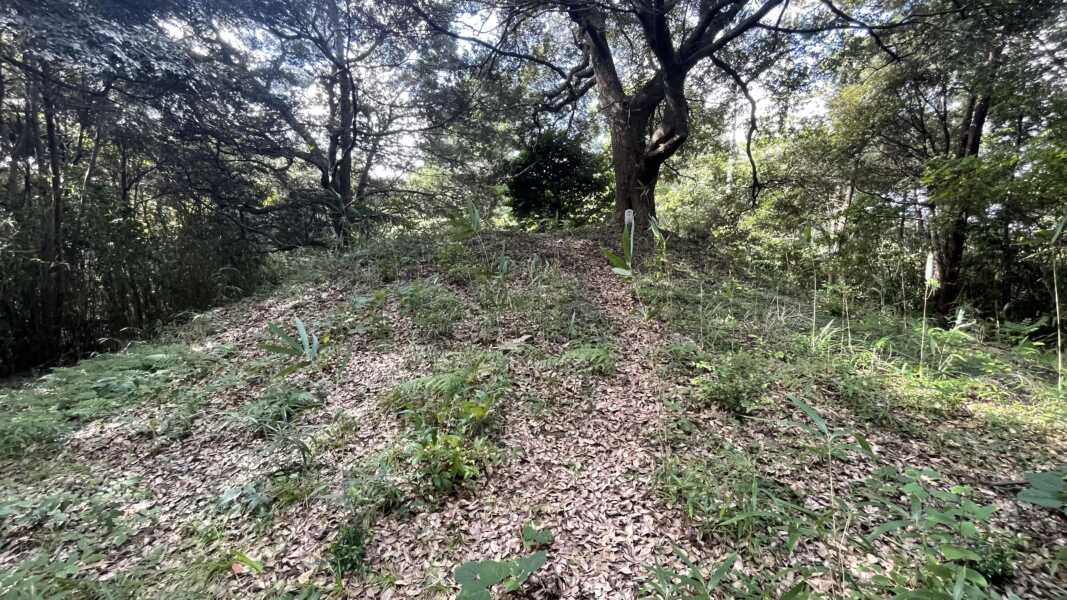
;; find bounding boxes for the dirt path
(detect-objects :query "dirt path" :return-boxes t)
[348,237,699,599]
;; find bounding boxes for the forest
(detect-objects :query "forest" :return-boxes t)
[0,0,1065,598]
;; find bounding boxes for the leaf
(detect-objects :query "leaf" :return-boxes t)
[950,564,968,600]
[788,395,828,435]
[866,519,907,543]
[231,550,263,574]
[622,220,633,264]
[648,214,665,243]
[602,248,627,270]
[940,545,981,562]
[521,523,554,550]
[1052,213,1067,245]
[707,553,736,588]
[612,267,633,278]
[853,431,877,460]
[782,582,811,600]
[294,318,309,353]
[1016,469,1067,512]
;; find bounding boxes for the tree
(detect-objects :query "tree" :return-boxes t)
[827,0,1065,313]
[413,0,922,231]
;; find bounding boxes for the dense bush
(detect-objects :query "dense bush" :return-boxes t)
[502,131,611,229]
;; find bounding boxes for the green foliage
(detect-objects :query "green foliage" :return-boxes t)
[217,472,321,521]
[388,352,509,495]
[330,521,371,578]
[396,279,464,338]
[0,474,159,597]
[0,344,218,457]
[343,456,406,524]
[261,318,326,377]
[333,289,392,340]
[691,351,771,415]
[603,215,636,279]
[659,339,709,373]
[505,264,609,342]
[503,131,610,229]
[405,429,496,494]
[446,201,485,241]
[0,552,150,599]
[388,352,510,434]
[857,467,1016,598]
[557,343,618,376]
[520,523,554,550]
[1016,466,1067,516]
[641,550,737,600]
[232,386,321,436]
[655,447,813,549]
[455,542,550,600]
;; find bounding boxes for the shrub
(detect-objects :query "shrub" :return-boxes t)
[502,130,611,229]
[405,429,496,494]
[658,339,709,374]
[387,352,510,435]
[329,522,370,578]
[691,351,770,414]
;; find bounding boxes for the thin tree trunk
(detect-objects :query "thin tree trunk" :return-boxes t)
[41,71,65,351]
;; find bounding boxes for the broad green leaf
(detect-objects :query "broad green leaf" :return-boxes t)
[1017,469,1067,513]
[602,248,628,270]
[866,519,907,542]
[521,523,554,549]
[940,545,981,562]
[788,395,828,435]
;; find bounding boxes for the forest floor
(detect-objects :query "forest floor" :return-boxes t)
[1,228,1065,599]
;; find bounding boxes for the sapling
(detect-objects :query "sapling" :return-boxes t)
[602,209,649,315]
[805,225,818,351]
[1052,214,1066,392]
[603,208,636,278]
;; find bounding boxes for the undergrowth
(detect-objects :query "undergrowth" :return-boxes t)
[0,343,222,457]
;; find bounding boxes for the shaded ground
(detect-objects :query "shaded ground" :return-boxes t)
[1,230,1065,599]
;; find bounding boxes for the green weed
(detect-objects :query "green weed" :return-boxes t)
[330,521,371,578]
[232,386,321,436]
[396,279,464,338]
[690,351,772,415]
[557,343,618,376]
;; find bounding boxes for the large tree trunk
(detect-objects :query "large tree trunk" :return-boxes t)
[930,44,1002,315]
[606,77,688,232]
[327,0,353,243]
[609,106,657,231]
